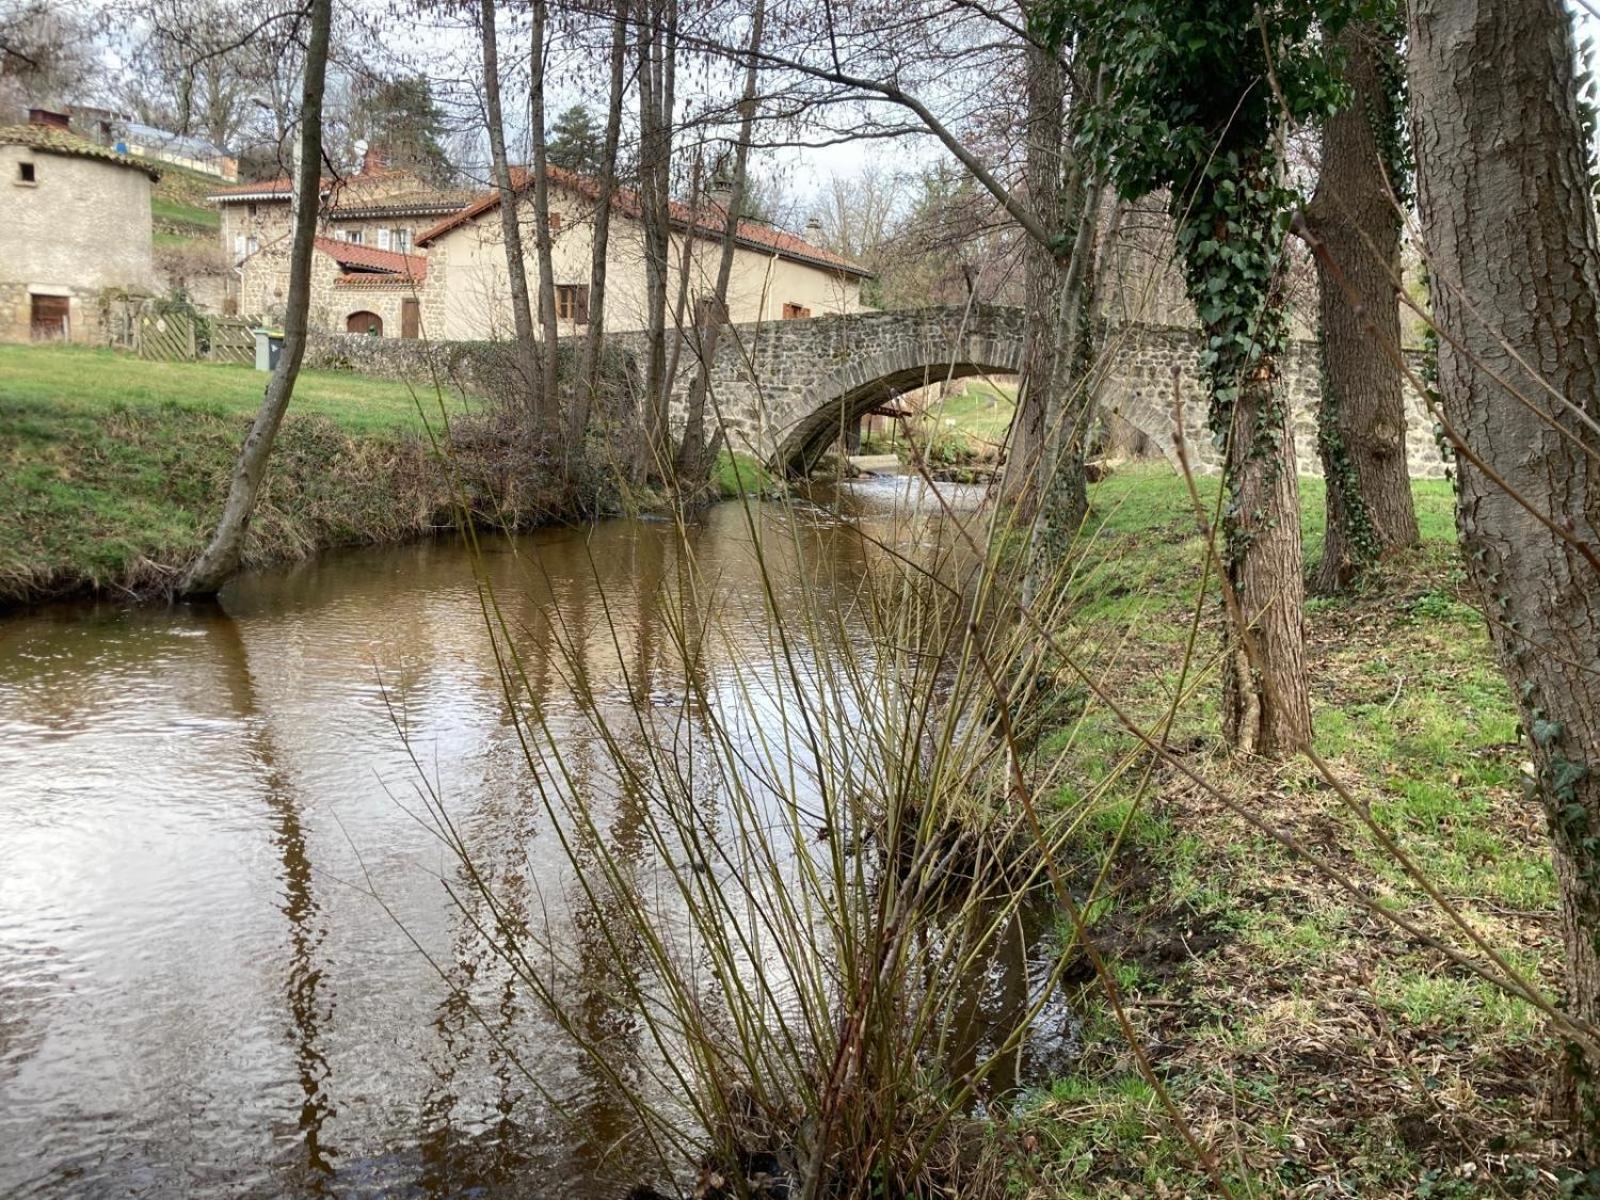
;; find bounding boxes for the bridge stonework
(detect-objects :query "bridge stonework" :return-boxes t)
[306,305,1447,481]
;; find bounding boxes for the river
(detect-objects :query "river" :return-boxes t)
[0,478,1071,1199]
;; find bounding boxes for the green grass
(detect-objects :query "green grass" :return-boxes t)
[0,345,489,602]
[152,195,220,233]
[1015,466,1565,1197]
[0,344,458,435]
[713,449,777,498]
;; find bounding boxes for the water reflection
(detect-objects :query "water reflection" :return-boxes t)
[0,478,1029,1199]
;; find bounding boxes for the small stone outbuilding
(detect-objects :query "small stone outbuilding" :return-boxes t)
[0,110,161,344]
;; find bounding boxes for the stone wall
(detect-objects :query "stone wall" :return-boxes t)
[303,307,1447,480]
[1096,322,1445,480]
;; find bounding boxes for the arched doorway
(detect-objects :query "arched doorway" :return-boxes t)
[346,310,383,336]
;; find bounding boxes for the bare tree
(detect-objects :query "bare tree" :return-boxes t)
[1409,0,1600,1147]
[529,0,561,423]
[635,0,678,479]
[674,0,767,489]
[573,0,631,448]
[179,0,331,598]
[478,0,540,408]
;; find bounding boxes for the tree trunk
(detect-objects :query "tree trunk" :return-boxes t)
[478,0,540,406]
[1305,18,1418,591]
[1220,367,1314,757]
[529,0,560,427]
[573,0,630,449]
[1410,0,1600,1150]
[1002,36,1066,519]
[673,0,765,490]
[636,0,677,481]
[1183,162,1314,759]
[178,0,331,599]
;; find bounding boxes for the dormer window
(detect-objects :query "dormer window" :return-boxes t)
[17,161,35,184]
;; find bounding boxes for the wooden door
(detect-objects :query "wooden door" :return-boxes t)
[30,295,69,341]
[401,298,420,340]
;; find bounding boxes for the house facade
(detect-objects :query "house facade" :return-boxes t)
[210,149,464,319]
[0,110,160,343]
[414,166,870,342]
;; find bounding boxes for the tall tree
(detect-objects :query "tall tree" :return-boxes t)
[635,0,678,479]
[573,0,630,448]
[477,0,540,407]
[674,0,766,490]
[1002,32,1068,521]
[1061,0,1345,756]
[1301,14,1418,591]
[529,0,560,423]
[546,102,603,172]
[1409,0,1600,1149]
[350,75,452,181]
[179,0,331,598]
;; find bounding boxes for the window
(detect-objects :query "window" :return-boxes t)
[377,229,392,250]
[393,228,410,253]
[246,235,259,256]
[552,284,589,324]
[345,229,363,245]
[17,161,35,184]
[782,302,811,320]
[234,234,246,261]
[247,202,257,217]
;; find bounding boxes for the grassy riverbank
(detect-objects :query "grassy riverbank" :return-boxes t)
[1015,469,1562,1196]
[0,346,542,605]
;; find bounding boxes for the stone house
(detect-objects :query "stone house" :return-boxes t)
[0,109,160,343]
[413,166,871,342]
[239,234,427,336]
[211,147,465,318]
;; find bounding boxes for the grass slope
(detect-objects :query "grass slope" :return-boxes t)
[1012,469,1564,1197]
[0,346,482,603]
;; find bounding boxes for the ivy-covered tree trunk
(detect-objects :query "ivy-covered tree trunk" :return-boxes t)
[1410,0,1600,1149]
[1305,17,1418,591]
[1185,165,1313,758]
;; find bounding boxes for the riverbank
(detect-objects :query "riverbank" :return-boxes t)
[1015,469,1563,1196]
[0,345,570,606]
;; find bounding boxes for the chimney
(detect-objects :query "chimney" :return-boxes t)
[804,215,825,245]
[28,108,70,131]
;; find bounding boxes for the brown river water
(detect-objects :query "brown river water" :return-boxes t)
[0,478,1074,1200]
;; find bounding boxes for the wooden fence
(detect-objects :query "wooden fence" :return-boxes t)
[135,311,256,365]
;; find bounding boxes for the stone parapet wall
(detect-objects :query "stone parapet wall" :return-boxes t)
[1096,322,1445,480]
[303,308,1448,480]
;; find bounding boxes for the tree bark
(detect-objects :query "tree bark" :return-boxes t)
[673,0,765,490]
[478,0,540,406]
[1410,0,1600,1150]
[178,0,331,599]
[1305,18,1418,591]
[636,0,677,481]
[1002,36,1066,519]
[573,0,630,448]
[529,0,560,426]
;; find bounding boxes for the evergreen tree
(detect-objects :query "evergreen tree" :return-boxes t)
[353,75,451,181]
[546,103,603,173]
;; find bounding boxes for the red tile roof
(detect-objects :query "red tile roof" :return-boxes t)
[416,164,871,278]
[332,272,423,289]
[314,236,427,280]
[209,173,467,216]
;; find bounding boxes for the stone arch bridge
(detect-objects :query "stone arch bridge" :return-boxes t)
[307,304,1447,480]
[640,303,1028,473]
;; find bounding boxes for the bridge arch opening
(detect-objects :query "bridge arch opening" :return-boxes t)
[771,348,1026,476]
